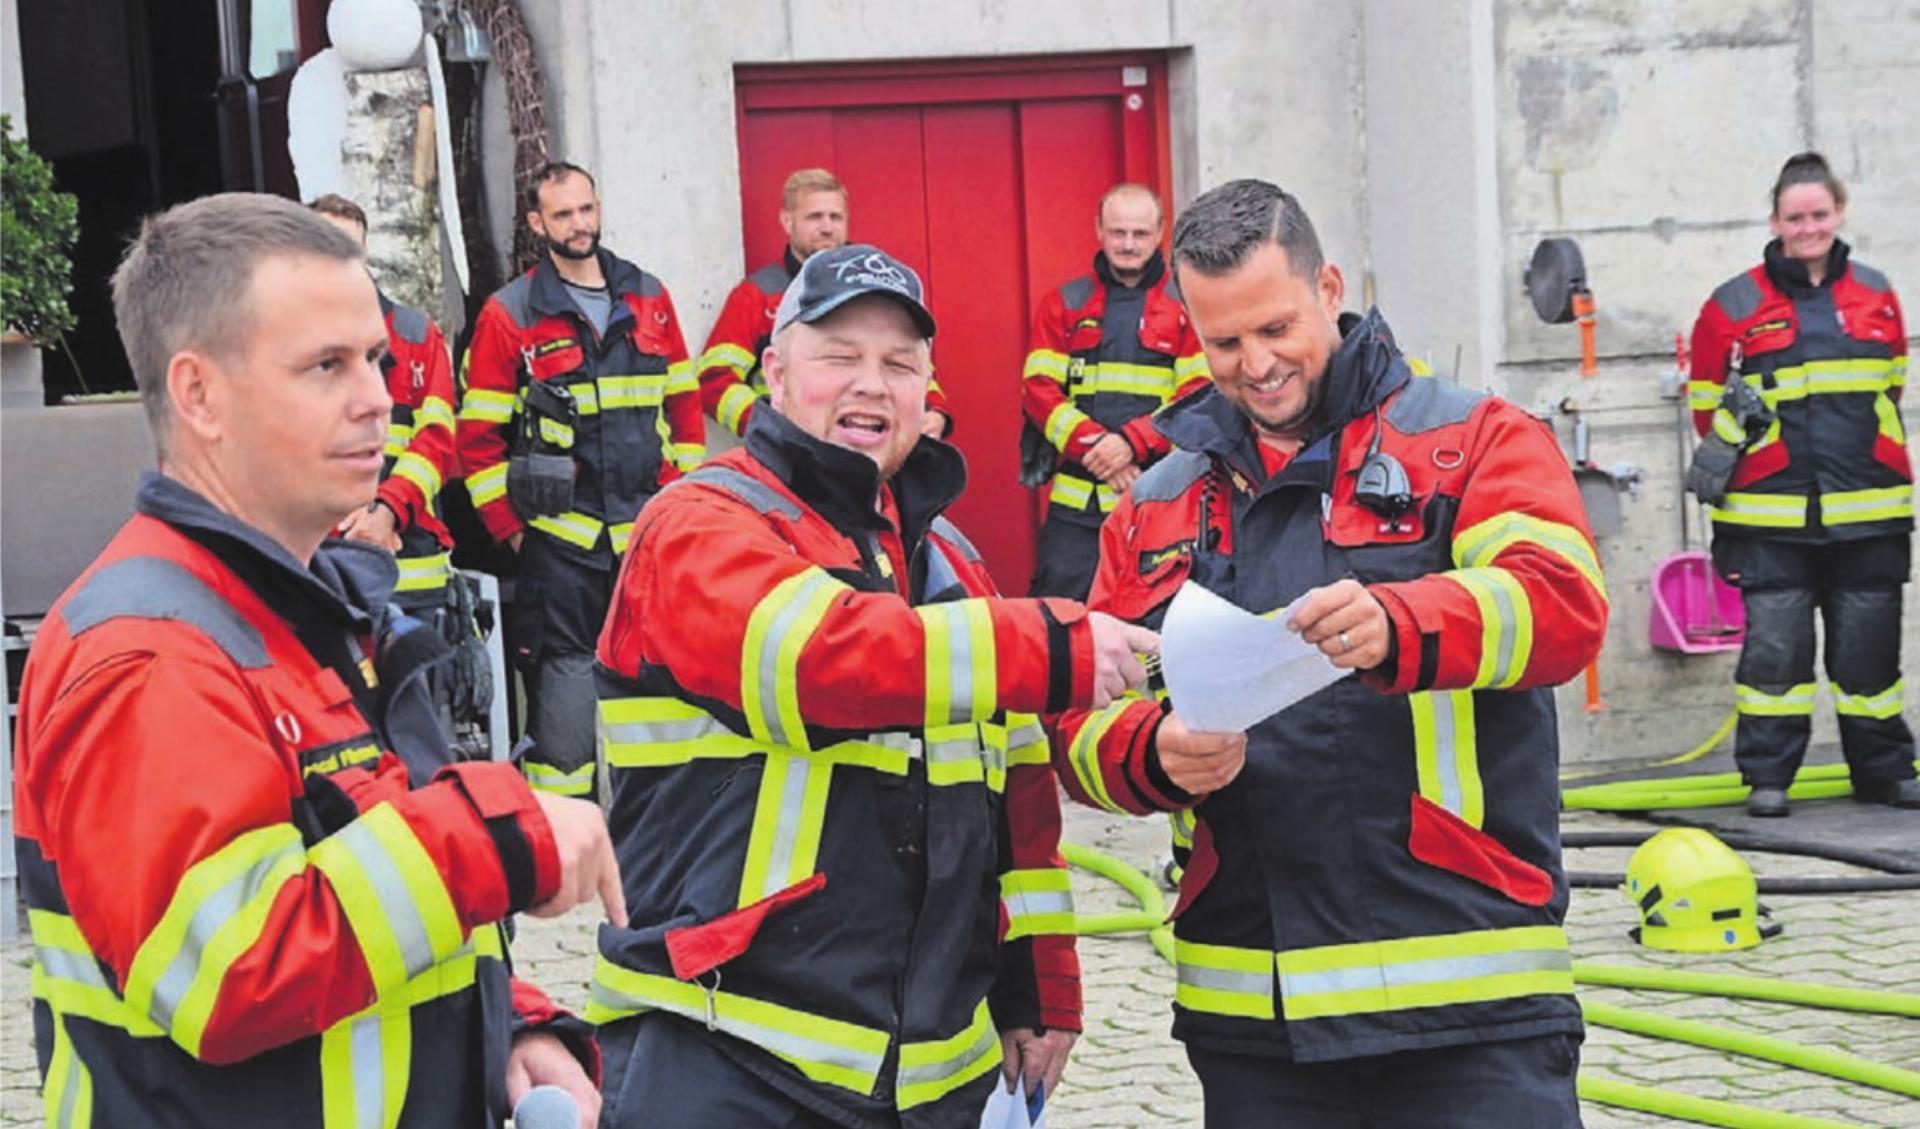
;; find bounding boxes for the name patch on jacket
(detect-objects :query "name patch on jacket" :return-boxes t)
[301,737,382,777]
[1742,319,1791,339]
[1073,317,1101,332]
[1139,540,1196,574]
[534,338,578,355]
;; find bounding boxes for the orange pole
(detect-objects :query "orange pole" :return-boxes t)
[1584,661,1604,712]
[1574,292,1598,377]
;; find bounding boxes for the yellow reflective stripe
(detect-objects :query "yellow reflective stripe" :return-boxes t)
[896,1000,1002,1110]
[384,424,414,458]
[1780,356,1897,396]
[1169,808,1196,851]
[916,598,998,728]
[393,552,452,593]
[924,723,989,787]
[321,1009,408,1129]
[121,824,306,1055]
[414,396,455,432]
[739,752,834,907]
[1002,711,1048,767]
[42,1002,94,1129]
[699,341,757,378]
[598,697,919,775]
[740,567,848,751]
[1711,492,1808,528]
[310,804,467,997]
[1875,390,1908,446]
[1024,348,1070,383]
[1737,682,1817,717]
[599,373,671,411]
[1687,380,1723,413]
[466,462,508,506]
[536,416,575,447]
[668,358,698,396]
[1409,690,1483,828]
[1452,512,1607,603]
[30,910,165,1037]
[1000,868,1076,940]
[1835,679,1905,720]
[609,521,637,555]
[524,759,595,795]
[565,381,600,415]
[1174,938,1276,1020]
[1046,473,1118,513]
[1174,352,1210,383]
[1445,567,1532,690]
[1275,925,1573,1021]
[1711,409,1747,444]
[587,958,889,1094]
[529,511,604,550]
[1065,700,1133,814]
[1821,485,1914,526]
[1042,401,1095,450]
[717,382,761,435]
[1092,361,1178,398]
[1891,355,1909,390]
[457,389,516,424]
[390,451,443,499]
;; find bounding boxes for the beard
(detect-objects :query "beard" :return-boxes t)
[545,229,601,262]
[1243,368,1327,441]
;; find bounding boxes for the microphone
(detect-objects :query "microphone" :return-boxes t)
[511,1084,581,1129]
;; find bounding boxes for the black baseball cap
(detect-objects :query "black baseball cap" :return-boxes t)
[772,243,938,340]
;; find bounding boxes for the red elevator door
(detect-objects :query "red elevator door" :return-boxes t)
[736,54,1171,591]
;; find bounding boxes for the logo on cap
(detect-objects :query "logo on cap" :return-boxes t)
[830,253,915,298]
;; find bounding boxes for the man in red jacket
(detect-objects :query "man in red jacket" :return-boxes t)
[14,192,623,1127]
[698,167,952,439]
[589,243,1157,1127]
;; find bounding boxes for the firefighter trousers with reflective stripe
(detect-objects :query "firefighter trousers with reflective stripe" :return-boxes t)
[507,536,615,799]
[1713,534,1916,789]
[1185,1033,1584,1129]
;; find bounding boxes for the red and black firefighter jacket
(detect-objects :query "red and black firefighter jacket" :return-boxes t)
[458,249,705,561]
[696,248,954,438]
[376,293,459,598]
[1021,250,1209,519]
[1051,312,1609,1062]
[14,473,595,1128]
[1689,237,1911,540]
[590,409,1099,1128]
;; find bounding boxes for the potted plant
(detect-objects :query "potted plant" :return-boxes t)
[1,113,79,349]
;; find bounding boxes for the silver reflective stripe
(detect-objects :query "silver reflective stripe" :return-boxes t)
[1178,963,1271,996]
[1481,581,1518,683]
[898,1022,998,1089]
[926,735,981,767]
[588,982,885,1083]
[683,465,802,519]
[929,602,974,725]
[606,713,727,747]
[351,1014,383,1129]
[36,945,111,991]
[62,556,270,668]
[1006,889,1074,918]
[330,821,437,979]
[1280,948,1573,999]
[758,757,817,901]
[1429,697,1463,815]
[149,837,304,1031]
[54,1051,79,1129]
[756,571,838,747]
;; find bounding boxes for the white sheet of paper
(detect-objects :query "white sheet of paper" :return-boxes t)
[978,1080,1045,1129]
[1160,581,1349,732]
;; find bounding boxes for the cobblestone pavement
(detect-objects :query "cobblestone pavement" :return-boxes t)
[3,802,1915,1126]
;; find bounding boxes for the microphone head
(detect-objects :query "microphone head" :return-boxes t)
[512,1084,581,1129]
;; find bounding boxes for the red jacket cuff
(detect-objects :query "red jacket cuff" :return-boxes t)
[432,761,560,911]
[1361,584,1422,694]
[511,977,603,1086]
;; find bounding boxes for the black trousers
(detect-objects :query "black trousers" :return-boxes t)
[505,535,616,799]
[1187,1034,1584,1129]
[1713,534,1916,789]
[600,1014,884,1129]
[1028,510,1103,601]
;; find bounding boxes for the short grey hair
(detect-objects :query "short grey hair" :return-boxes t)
[111,192,364,457]
[1170,178,1324,280]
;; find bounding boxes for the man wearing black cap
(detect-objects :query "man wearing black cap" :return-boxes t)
[588,244,1158,1127]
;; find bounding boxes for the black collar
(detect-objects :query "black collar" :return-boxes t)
[1763,237,1850,296]
[782,245,805,279]
[742,407,967,549]
[1094,248,1166,291]
[526,247,645,324]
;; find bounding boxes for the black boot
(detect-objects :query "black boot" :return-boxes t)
[1746,786,1790,817]
[1851,778,1920,809]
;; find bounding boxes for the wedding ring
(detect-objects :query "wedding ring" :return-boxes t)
[1338,630,1351,653]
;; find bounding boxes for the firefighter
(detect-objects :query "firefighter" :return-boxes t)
[457,161,706,800]
[13,193,624,1127]
[1687,151,1918,817]
[1051,180,1608,1127]
[589,243,1157,1127]
[697,166,952,440]
[1021,183,1210,599]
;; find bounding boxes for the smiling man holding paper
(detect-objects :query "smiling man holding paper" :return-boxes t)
[1049,179,1609,1127]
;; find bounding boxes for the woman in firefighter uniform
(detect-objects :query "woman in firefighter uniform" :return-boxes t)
[1688,152,1919,816]
[587,245,1153,1128]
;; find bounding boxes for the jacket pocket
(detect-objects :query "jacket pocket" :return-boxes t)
[1406,793,1553,907]
[528,336,585,381]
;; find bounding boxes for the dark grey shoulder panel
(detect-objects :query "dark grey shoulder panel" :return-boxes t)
[1711,273,1763,322]
[636,270,666,298]
[389,303,431,346]
[680,465,802,519]
[1850,261,1891,294]
[493,275,535,327]
[1162,273,1183,303]
[748,262,792,293]
[1386,377,1485,434]
[60,557,270,669]
[929,516,982,563]
[1132,450,1209,504]
[1060,276,1097,309]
